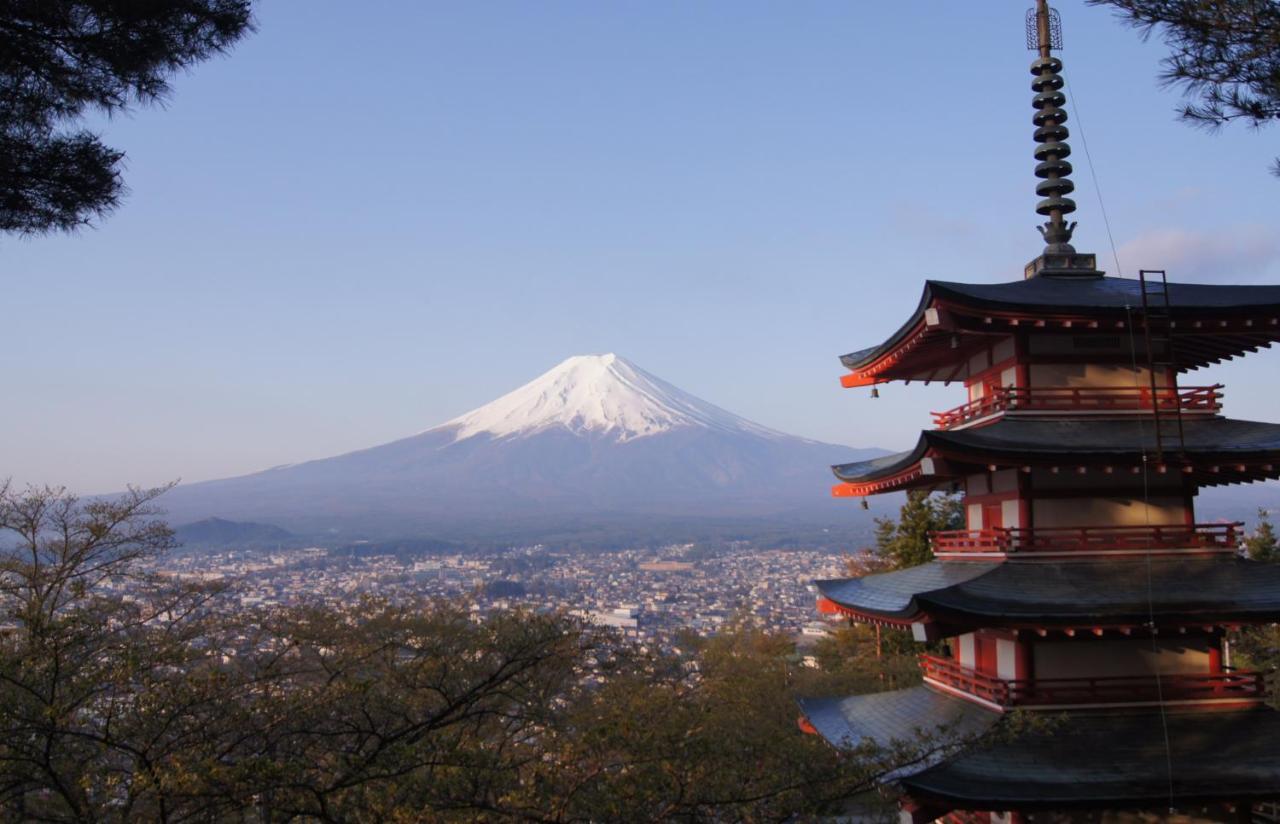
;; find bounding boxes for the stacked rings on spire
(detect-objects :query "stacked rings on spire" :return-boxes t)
[1030,57,1076,219]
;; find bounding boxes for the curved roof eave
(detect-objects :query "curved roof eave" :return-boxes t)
[814,563,997,620]
[832,436,931,484]
[819,557,1280,625]
[839,282,937,372]
[798,686,998,765]
[839,277,1280,375]
[832,418,1280,488]
[901,707,1280,808]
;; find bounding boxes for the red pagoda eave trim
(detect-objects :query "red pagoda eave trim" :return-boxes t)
[948,620,1254,636]
[840,317,932,388]
[840,372,888,389]
[832,467,923,498]
[840,295,1280,387]
[816,596,914,627]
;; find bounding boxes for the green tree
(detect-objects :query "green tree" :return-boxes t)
[1247,508,1280,563]
[809,622,922,693]
[870,491,965,570]
[831,492,962,664]
[527,619,941,823]
[0,1,254,234]
[1235,509,1280,689]
[1088,0,1280,175]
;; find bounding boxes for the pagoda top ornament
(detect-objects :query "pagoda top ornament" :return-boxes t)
[1024,0,1101,279]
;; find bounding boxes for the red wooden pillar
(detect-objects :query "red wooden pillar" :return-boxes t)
[1015,637,1032,681]
[1016,469,1032,533]
[1209,632,1224,673]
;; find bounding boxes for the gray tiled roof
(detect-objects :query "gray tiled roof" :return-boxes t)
[931,277,1280,313]
[903,707,1280,806]
[832,417,1280,484]
[841,276,1280,372]
[815,564,995,618]
[941,416,1280,456]
[798,685,997,758]
[817,557,1280,624]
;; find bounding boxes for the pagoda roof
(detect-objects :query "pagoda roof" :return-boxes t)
[832,416,1280,494]
[928,276,1280,316]
[797,686,996,770]
[815,556,1280,627]
[840,276,1280,386]
[902,706,1280,808]
[801,686,1280,807]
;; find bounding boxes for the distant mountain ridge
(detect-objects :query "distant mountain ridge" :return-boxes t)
[156,354,883,543]
[174,517,293,548]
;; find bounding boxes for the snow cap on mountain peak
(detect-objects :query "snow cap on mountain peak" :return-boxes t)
[439,353,782,443]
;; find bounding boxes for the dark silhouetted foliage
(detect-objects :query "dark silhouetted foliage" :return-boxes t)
[0,0,254,234]
[1089,0,1280,175]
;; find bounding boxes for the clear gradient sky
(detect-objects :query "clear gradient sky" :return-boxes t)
[4,0,1279,493]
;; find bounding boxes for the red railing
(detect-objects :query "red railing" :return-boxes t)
[1006,671,1267,706]
[931,384,1223,429]
[919,653,1008,704]
[920,654,1266,708]
[930,523,1242,555]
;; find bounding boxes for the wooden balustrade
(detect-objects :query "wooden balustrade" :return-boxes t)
[919,654,1010,704]
[930,522,1242,555]
[919,653,1266,708]
[931,384,1223,429]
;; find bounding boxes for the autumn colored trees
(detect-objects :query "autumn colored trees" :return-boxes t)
[0,483,939,822]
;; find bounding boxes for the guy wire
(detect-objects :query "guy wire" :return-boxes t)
[1123,303,1177,814]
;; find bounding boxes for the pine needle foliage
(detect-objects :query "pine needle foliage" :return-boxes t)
[871,491,965,571]
[1088,0,1280,175]
[0,0,254,234]
[1247,507,1280,563]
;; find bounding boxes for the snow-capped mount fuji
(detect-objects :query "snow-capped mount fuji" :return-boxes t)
[158,355,884,543]
[438,354,786,444]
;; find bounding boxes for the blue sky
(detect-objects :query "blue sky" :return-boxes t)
[4,0,1279,492]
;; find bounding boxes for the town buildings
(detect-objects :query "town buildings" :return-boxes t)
[150,543,847,649]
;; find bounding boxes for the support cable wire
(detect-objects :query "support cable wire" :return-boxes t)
[1062,55,1176,808]
[1062,76,1124,277]
[1124,303,1177,815]
[1048,6,1175,814]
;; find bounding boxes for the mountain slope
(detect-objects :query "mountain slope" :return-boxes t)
[157,354,883,541]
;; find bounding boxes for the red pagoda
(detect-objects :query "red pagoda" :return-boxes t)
[799,4,1280,822]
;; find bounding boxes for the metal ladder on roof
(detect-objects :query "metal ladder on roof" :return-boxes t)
[1138,269,1187,465]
